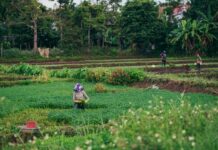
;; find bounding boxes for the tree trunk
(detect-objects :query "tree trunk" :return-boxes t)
[60,24,63,47]
[102,35,105,48]
[33,20,38,52]
[88,25,91,52]
[81,21,84,45]
[1,43,3,57]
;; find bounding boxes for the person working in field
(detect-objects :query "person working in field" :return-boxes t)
[196,52,202,74]
[73,83,89,109]
[160,50,167,67]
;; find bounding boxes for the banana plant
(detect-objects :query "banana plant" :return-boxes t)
[169,18,217,54]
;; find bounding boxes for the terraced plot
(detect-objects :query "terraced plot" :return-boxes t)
[0,58,218,149]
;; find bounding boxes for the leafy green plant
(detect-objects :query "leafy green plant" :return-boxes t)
[49,68,74,78]
[73,68,88,79]
[86,68,109,82]
[5,64,43,76]
[125,69,145,83]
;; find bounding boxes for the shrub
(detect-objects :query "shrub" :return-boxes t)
[1,48,35,58]
[95,83,107,93]
[0,65,9,72]
[50,68,74,78]
[108,68,145,85]
[108,68,130,85]
[73,68,88,79]
[2,48,20,58]
[86,68,109,82]
[49,48,64,57]
[34,70,50,81]
[6,64,43,76]
[125,69,145,83]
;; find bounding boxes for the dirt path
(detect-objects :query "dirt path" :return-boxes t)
[133,80,218,95]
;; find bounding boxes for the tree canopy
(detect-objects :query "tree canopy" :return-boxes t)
[0,0,217,56]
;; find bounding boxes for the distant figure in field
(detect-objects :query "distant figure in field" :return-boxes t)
[73,83,89,109]
[196,52,202,74]
[38,48,49,58]
[160,51,167,67]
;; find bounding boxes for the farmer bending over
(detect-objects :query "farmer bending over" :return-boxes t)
[73,83,89,109]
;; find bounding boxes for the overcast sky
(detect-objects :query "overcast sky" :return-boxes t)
[38,0,167,9]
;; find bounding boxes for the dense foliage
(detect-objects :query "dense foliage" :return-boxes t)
[0,0,217,57]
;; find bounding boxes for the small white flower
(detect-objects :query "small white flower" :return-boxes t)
[157,138,161,143]
[87,146,92,150]
[44,134,49,140]
[180,92,185,98]
[54,132,58,135]
[137,136,142,141]
[172,134,176,139]
[33,136,37,140]
[169,121,173,125]
[188,136,195,141]
[154,133,159,138]
[75,146,82,150]
[146,111,150,115]
[8,142,15,146]
[123,120,127,124]
[1,97,5,100]
[213,108,218,113]
[100,144,106,149]
[182,130,186,134]
[85,140,92,145]
[191,142,196,147]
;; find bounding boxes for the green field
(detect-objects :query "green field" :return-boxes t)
[0,58,218,150]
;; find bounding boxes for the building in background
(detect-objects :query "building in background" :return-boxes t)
[158,1,190,21]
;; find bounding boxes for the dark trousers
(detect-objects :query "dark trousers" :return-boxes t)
[162,60,166,66]
[74,103,85,109]
[196,63,201,73]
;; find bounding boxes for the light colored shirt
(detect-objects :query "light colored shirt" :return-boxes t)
[73,90,89,103]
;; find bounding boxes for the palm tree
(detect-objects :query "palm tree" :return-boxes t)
[169,18,217,54]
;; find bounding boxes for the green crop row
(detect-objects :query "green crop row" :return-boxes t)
[5,99,218,150]
[50,67,145,85]
[1,64,218,88]
[0,64,44,76]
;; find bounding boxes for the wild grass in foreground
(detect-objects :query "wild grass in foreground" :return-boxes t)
[4,98,218,150]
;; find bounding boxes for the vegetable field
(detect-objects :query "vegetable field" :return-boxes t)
[0,57,218,150]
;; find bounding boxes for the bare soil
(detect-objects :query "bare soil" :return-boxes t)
[145,64,218,74]
[133,80,218,95]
